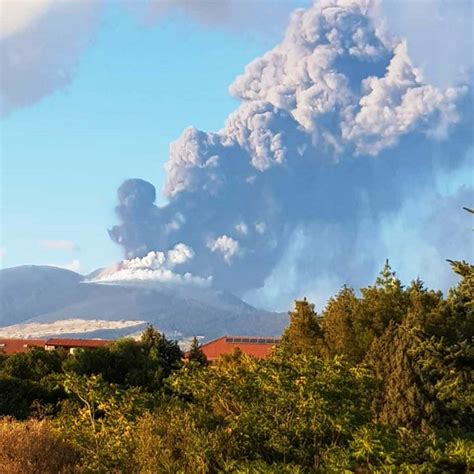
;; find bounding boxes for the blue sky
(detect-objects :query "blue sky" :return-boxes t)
[1,2,305,272]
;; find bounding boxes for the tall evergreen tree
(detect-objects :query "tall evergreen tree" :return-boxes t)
[141,324,162,351]
[321,286,360,361]
[187,337,208,366]
[367,266,473,431]
[405,278,450,338]
[280,298,324,355]
[367,320,435,430]
[445,206,474,342]
[415,336,473,430]
[353,260,408,360]
[141,324,183,376]
[445,260,474,343]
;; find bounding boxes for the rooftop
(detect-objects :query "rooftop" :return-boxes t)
[45,338,112,348]
[195,335,281,361]
[0,339,46,355]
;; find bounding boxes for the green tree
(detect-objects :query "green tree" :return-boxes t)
[165,352,374,471]
[415,336,473,430]
[279,298,324,356]
[445,260,474,343]
[367,273,473,431]
[187,337,208,366]
[366,321,435,430]
[64,329,182,391]
[142,326,183,380]
[1,347,63,381]
[141,323,161,350]
[404,278,448,336]
[135,402,224,473]
[0,348,65,419]
[351,260,408,361]
[320,286,360,361]
[444,206,474,342]
[64,339,155,389]
[58,373,151,472]
[0,376,62,419]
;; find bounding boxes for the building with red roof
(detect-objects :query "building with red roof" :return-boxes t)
[193,336,281,363]
[0,338,112,355]
[45,338,112,353]
[0,339,46,355]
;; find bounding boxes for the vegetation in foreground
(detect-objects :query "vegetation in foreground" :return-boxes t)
[0,216,472,473]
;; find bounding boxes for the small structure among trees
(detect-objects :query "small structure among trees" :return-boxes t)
[185,335,281,363]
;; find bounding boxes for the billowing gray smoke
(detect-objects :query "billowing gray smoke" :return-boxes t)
[110,0,473,308]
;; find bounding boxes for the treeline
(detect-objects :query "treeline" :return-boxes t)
[0,263,472,472]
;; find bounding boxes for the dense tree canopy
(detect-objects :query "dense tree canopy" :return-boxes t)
[63,327,182,391]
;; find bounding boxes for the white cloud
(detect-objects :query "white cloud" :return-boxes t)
[90,243,211,287]
[0,247,5,258]
[164,212,185,233]
[207,235,240,263]
[255,222,266,235]
[382,0,474,87]
[222,100,306,171]
[341,42,465,155]
[0,0,103,116]
[0,0,55,39]
[40,239,79,251]
[235,222,248,235]
[137,0,311,39]
[0,0,309,116]
[167,242,194,267]
[163,0,465,201]
[125,251,166,269]
[228,0,464,157]
[3,0,470,118]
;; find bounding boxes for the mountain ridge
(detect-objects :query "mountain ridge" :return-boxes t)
[0,265,287,341]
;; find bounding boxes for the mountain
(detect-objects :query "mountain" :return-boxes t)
[0,265,287,341]
[0,266,83,327]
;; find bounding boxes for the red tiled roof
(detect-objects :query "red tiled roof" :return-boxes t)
[0,339,46,355]
[195,335,281,361]
[45,338,112,348]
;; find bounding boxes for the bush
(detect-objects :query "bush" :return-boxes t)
[135,406,225,473]
[0,417,79,474]
[1,348,63,381]
[0,376,63,419]
[158,353,375,470]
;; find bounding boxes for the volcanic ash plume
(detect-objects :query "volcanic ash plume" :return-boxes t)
[90,243,211,287]
[109,0,473,307]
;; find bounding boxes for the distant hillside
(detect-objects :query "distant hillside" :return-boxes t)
[0,265,287,341]
[0,266,84,326]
